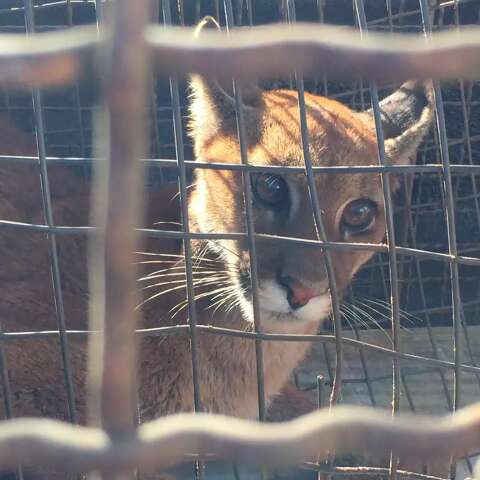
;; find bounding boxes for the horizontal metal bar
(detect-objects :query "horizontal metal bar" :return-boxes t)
[2,325,480,375]
[0,404,480,472]
[301,463,449,480]
[1,23,480,89]
[410,299,480,318]
[147,23,480,82]
[0,0,96,14]
[2,219,479,266]
[1,155,479,175]
[0,26,98,88]
[0,325,189,341]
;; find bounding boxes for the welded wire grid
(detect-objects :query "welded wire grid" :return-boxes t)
[0,1,479,480]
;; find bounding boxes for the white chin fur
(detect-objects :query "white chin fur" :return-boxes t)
[239,280,332,328]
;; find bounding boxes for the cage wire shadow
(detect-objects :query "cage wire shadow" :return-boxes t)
[0,1,479,480]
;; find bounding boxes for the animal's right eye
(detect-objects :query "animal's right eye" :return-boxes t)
[341,198,377,236]
[252,174,289,208]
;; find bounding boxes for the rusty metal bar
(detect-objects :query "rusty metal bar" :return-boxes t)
[0,26,98,87]
[0,404,479,473]
[146,23,480,81]
[2,23,480,89]
[87,0,151,458]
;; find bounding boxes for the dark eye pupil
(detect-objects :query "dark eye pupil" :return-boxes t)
[342,199,377,234]
[254,174,288,206]
[348,204,370,225]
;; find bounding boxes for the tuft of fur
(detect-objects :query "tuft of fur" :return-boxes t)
[358,80,435,165]
[188,16,264,158]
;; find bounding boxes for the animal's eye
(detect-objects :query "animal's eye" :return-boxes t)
[253,174,289,207]
[341,199,377,235]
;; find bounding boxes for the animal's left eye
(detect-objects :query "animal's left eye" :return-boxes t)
[253,174,289,207]
[341,199,377,235]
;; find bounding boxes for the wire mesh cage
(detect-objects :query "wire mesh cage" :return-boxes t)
[0,1,479,480]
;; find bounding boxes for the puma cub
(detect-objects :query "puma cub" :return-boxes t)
[0,24,433,429]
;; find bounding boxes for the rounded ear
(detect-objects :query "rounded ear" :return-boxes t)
[358,80,435,166]
[188,16,263,157]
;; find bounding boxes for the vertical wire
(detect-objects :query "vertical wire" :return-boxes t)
[281,0,294,89]
[162,4,205,478]
[317,375,325,409]
[453,0,480,394]
[398,0,407,26]
[316,0,334,400]
[322,344,333,387]
[403,173,454,411]
[0,324,24,480]
[94,0,103,25]
[236,0,244,25]
[386,0,394,31]
[286,5,343,480]
[419,0,463,414]
[353,2,402,479]
[317,374,326,480]
[351,3,380,412]
[352,324,377,406]
[177,0,185,25]
[150,0,165,186]
[63,0,88,438]
[419,1,464,476]
[195,0,201,23]
[223,0,266,421]
[23,0,77,425]
[246,0,253,25]
[432,6,453,351]
[0,326,12,421]
[403,92,457,416]
[384,0,419,417]
[315,0,328,96]
[162,0,203,418]
[399,0,478,413]
[285,0,343,411]
[66,0,87,164]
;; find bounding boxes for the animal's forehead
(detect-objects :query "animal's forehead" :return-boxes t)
[254,89,377,168]
[300,171,383,204]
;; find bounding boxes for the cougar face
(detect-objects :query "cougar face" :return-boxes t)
[190,19,433,328]
[188,34,434,331]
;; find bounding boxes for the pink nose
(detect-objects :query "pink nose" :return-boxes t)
[278,275,316,310]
